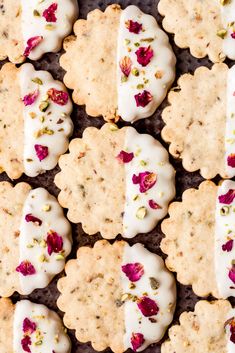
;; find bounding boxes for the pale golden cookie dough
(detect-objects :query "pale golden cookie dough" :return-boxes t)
[0,298,14,353]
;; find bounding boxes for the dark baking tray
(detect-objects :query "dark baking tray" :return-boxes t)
[0,0,231,352]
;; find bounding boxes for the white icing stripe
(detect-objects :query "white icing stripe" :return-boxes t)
[215,180,235,298]
[121,243,176,351]
[18,188,72,295]
[20,63,73,177]
[226,309,235,353]
[225,66,235,178]
[219,1,235,60]
[123,127,175,238]
[21,0,78,60]
[13,300,71,353]
[117,5,175,122]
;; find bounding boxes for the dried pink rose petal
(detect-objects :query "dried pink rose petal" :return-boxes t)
[116,150,134,163]
[132,172,157,193]
[149,200,162,210]
[47,88,69,105]
[42,3,58,22]
[23,318,37,334]
[219,189,235,204]
[25,213,42,225]
[34,144,49,161]
[122,263,144,282]
[228,154,235,168]
[119,56,132,77]
[229,265,235,284]
[131,333,145,351]
[134,90,153,107]
[24,36,43,57]
[231,32,235,39]
[137,296,159,317]
[230,321,235,343]
[46,231,63,256]
[16,261,36,276]
[22,90,39,106]
[135,46,154,67]
[222,239,234,252]
[21,336,32,353]
[126,20,143,34]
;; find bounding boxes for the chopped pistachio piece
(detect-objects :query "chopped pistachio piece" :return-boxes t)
[39,101,50,112]
[136,206,147,219]
[32,77,43,85]
[217,29,227,39]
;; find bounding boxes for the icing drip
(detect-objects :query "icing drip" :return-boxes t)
[219,0,235,60]
[225,65,235,178]
[117,5,175,122]
[17,188,72,295]
[121,243,176,351]
[122,127,175,238]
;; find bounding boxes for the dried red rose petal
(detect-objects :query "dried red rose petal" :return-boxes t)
[16,261,36,276]
[34,144,49,161]
[25,213,42,226]
[228,154,235,168]
[231,32,235,39]
[222,239,234,252]
[126,20,143,34]
[229,265,235,284]
[42,3,58,22]
[116,150,134,163]
[22,90,39,106]
[122,263,144,282]
[230,320,235,343]
[132,172,157,193]
[134,90,153,107]
[119,56,132,77]
[219,189,235,204]
[135,46,154,67]
[23,318,37,334]
[137,296,159,317]
[21,336,32,353]
[24,36,43,57]
[47,88,69,105]
[131,333,145,351]
[149,200,162,210]
[46,231,63,256]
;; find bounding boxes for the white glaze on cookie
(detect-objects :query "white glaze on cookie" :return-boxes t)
[19,63,73,177]
[21,0,78,60]
[225,65,235,178]
[117,5,175,122]
[17,188,72,295]
[215,180,235,298]
[13,300,71,353]
[121,243,176,351]
[219,0,235,60]
[122,127,175,238]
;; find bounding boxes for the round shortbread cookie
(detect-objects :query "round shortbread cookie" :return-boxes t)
[0,181,71,296]
[0,62,73,179]
[0,298,70,353]
[57,240,176,353]
[60,4,175,122]
[0,0,78,63]
[161,63,235,179]
[158,0,235,63]
[54,123,175,239]
[161,180,235,299]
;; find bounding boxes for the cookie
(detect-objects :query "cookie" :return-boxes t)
[57,240,176,353]
[161,179,235,299]
[60,4,175,122]
[0,62,73,179]
[55,123,175,239]
[0,298,70,353]
[158,0,235,63]
[0,181,71,296]
[0,0,78,63]
[161,299,235,353]
[161,63,235,179]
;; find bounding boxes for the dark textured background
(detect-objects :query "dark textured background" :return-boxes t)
[0,0,226,352]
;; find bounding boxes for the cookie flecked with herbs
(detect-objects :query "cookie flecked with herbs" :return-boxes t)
[158,0,235,63]
[60,4,175,122]
[0,0,78,63]
[0,181,72,297]
[161,63,235,179]
[0,298,71,353]
[0,62,73,179]
[161,180,235,299]
[57,240,176,353]
[54,123,175,239]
